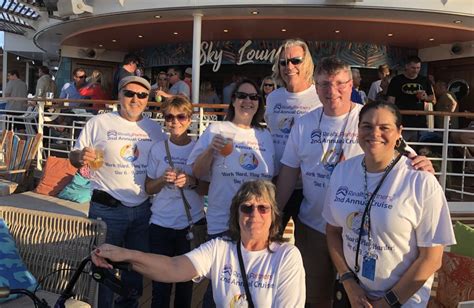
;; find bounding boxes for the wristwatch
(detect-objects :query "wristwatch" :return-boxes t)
[384,289,402,307]
[339,271,356,282]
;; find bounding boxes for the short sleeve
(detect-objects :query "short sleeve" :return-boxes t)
[146,142,162,179]
[367,81,379,101]
[386,78,397,98]
[280,120,301,168]
[73,118,93,151]
[187,124,214,166]
[322,165,342,227]
[185,238,217,281]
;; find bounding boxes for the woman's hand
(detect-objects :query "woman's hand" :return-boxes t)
[210,134,226,152]
[408,153,435,174]
[174,173,195,188]
[92,244,129,269]
[344,279,373,308]
[370,298,390,308]
[164,168,178,185]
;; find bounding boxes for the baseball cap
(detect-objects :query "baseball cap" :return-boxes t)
[118,76,151,92]
[185,67,192,75]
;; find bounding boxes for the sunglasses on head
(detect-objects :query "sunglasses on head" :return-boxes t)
[239,204,271,215]
[164,113,188,122]
[279,57,303,67]
[264,83,274,87]
[235,92,260,101]
[122,89,149,99]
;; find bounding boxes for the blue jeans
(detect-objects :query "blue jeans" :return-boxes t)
[202,230,231,308]
[149,223,192,308]
[89,199,151,308]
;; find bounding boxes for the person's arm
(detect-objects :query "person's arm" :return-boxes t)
[145,175,168,195]
[275,165,300,211]
[370,246,443,307]
[326,224,372,308]
[192,134,225,179]
[92,244,198,283]
[447,93,458,112]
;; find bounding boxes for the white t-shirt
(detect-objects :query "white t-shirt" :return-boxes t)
[281,104,363,233]
[264,85,321,174]
[74,112,166,206]
[322,155,456,307]
[188,121,275,235]
[368,80,382,101]
[147,140,205,229]
[186,238,305,308]
[169,80,190,98]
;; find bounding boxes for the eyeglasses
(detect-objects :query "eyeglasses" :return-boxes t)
[75,75,86,79]
[167,73,176,77]
[122,89,149,99]
[235,92,260,101]
[239,204,271,215]
[264,83,274,87]
[316,79,352,91]
[164,113,189,122]
[279,57,303,67]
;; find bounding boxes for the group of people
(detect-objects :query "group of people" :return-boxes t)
[65,38,456,308]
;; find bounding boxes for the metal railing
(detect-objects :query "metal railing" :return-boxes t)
[0,98,473,202]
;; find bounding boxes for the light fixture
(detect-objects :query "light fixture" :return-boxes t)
[99,44,103,47]
[138,35,143,38]
[112,39,117,42]
[429,38,435,41]
[251,11,259,15]
[335,30,340,33]
[387,33,393,37]
[173,32,178,35]
[154,15,161,19]
[16,56,20,61]
[281,28,287,32]
[453,20,462,24]
[32,60,35,65]
[223,29,229,33]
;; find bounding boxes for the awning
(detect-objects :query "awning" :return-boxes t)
[0,0,41,35]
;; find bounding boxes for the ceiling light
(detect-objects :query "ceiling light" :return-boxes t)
[223,29,229,33]
[138,35,143,38]
[16,56,20,61]
[173,32,178,35]
[429,38,435,41]
[154,15,161,19]
[251,11,259,15]
[387,33,393,37]
[281,28,287,32]
[98,44,103,47]
[453,20,462,24]
[112,39,117,42]
[334,30,340,33]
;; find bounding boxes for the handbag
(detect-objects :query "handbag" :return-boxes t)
[332,154,402,308]
[164,140,207,249]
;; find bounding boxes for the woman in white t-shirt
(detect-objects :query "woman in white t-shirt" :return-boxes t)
[323,101,456,308]
[92,180,305,307]
[145,96,207,308]
[188,79,275,238]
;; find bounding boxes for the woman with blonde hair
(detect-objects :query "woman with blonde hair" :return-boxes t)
[260,76,276,105]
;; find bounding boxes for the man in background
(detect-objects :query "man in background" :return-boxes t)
[368,64,390,103]
[156,66,190,99]
[112,53,141,99]
[4,70,28,112]
[35,66,57,98]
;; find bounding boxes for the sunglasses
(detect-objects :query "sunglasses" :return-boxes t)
[279,57,303,67]
[122,89,149,99]
[235,92,260,101]
[240,204,271,215]
[264,83,274,87]
[164,113,189,122]
[75,75,86,79]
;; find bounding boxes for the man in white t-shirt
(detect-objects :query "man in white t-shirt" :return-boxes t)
[276,57,434,307]
[264,38,322,234]
[69,76,166,308]
[368,64,390,103]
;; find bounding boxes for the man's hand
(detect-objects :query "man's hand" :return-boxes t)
[408,153,435,174]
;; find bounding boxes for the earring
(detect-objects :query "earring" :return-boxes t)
[395,138,402,148]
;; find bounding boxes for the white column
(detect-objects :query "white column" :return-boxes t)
[2,51,7,97]
[192,13,202,105]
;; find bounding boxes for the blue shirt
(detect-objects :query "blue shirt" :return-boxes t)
[59,82,88,107]
[351,88,363,104]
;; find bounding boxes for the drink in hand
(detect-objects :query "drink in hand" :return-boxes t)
[89,148,104,171]
[220,139,233,157]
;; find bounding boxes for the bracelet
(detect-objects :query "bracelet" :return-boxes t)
[339,271,356,283]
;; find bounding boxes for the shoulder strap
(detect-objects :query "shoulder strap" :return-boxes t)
[164,140,194,228]
[237,241,255,308]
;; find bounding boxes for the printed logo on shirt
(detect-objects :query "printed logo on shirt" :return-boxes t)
[107,130,118,140]
[273,103,281,113]
[120,144,139,162]
[278,117,294,134]
[335,186,349,202]
[230,294,248,308]
[401,83,423,95]
[239,152,259,170]
[164,155,187,166]
[347,211,368,236]
[310,129,322,143]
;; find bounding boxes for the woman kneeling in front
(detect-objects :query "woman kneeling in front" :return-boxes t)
[92,180,305,307]
[323,101,456,308]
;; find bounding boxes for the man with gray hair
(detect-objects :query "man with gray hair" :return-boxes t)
[264,38,322,234]
[351,68,367,104]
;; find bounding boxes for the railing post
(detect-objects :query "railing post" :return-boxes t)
[199,104,204,136]
[37,100,45,171]
[440,115,450,191]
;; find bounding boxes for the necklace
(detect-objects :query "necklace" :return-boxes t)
[315,103,354,171]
